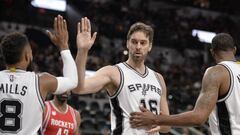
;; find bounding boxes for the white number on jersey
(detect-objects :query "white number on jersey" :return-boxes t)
[0,99,23,133]
[57,128,69,135]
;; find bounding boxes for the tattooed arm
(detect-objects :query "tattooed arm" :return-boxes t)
[130,65,229,127]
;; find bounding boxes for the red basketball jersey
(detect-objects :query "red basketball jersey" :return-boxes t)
[42,101,77,135]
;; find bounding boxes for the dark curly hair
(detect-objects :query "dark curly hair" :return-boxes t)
[0,32,29,65]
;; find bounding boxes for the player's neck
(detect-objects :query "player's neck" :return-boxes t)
[126,59,145,74]
[7,63,27,71]
[52,99,67,113]
[215,53,236,63]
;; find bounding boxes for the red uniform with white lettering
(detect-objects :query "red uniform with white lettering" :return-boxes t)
[42,101,77,135]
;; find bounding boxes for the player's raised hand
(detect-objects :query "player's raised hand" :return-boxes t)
[76,17,97,51]
[47,15,69,51]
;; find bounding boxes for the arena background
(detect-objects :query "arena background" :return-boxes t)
[1,0,240,134]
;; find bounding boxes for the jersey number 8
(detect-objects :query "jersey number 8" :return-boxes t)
[0,99,22,133]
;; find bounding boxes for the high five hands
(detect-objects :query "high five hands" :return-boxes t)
[47,15,69,51]
[76,17,97,51]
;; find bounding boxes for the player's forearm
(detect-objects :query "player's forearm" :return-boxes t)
[54,50,78,94]
[155,111,206,127]
[72,49,88,94]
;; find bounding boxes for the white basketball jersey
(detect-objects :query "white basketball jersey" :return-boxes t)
[109,62,162,135]
[0,69,44,135]
[209,61,240,135]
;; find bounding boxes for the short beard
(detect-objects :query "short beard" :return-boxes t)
[131,54,146,63]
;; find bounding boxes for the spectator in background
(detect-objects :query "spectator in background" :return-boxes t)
[43,91,81,135]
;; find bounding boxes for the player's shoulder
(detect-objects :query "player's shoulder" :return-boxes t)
[74,109,80,116]
[38,72,53,77]
[98,65,119,73]
[152,70,164,80]
[206,65,228,75]
[204,65,229,81]
[67,104,75,110]
[38,72,55,81]
[68,105,80,115]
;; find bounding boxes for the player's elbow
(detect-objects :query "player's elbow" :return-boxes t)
[191,112,208,126]
[192,119,205,126]
[71,82,78,89]
[71,83,87,94]
[159,126,171,133]
[71,78,78,89]
[55,77,78,94]
[71,87,84,95]
[67,77,78,90]
[71,72,78,89]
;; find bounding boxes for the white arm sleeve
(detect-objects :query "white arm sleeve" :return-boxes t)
[54,50,78,94]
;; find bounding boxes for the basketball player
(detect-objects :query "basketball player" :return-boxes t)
[73,17,170,134]
[42,91,81,135]
[130,33,240,135]
[0,15,78,134]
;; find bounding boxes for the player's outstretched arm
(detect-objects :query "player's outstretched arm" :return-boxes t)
[39,15,78,99]
[71,17,115,94]
[130,66,225,127]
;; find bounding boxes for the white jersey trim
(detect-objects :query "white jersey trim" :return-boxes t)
[108,65,124,99]
[154,72,163,94]
[35,74,44,111]
[123,62,149,78]
[217,63,234,102]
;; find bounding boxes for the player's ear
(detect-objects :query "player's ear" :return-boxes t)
[24,45,32,63]
[210,48,214,57]
[233,47,237,55]
[148,43,152,52]
[126,40,130,49]
[23,47,28,62]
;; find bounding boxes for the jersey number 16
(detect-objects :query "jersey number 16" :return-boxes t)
[140,99,158,115]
